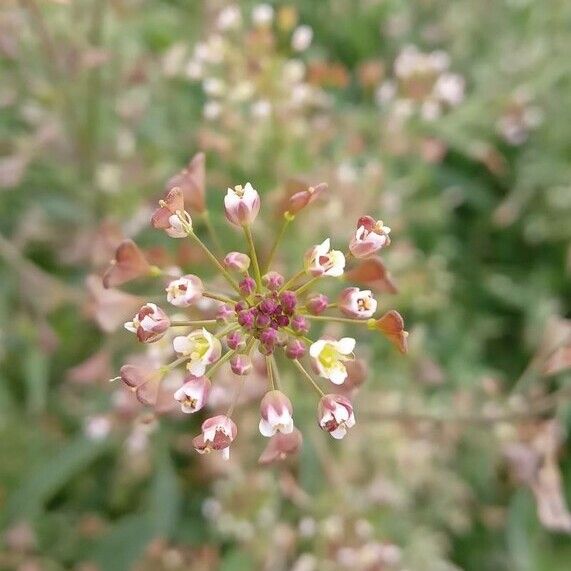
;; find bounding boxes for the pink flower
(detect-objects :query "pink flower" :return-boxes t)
[318,394,355,439]
[193,415,237,459]
[224,251,251,272]
[124,303,170,343]
[349,216,391,258]
[151,188,192,238]
[304,238,345,277]
[173,328,222,376]
[258,428,303,464]
[174,375,211,413]
[102,239,151,289]
[224,183,260,226]
[259,390,294,437]
[339,287,377,319]
[166,274,204,307]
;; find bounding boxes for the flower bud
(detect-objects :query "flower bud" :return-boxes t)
[260,328,278,350]
[259,390,294,437]
[258,428,302,465]
[124,303,170,343]
[286,182,327,216]
[230,354,252,376]
[339,287,377,319]
[279,290,297,314]
[263,271,285,291]
[235,300,248,313]
[285,339,306,359]
[224,183,261,226]
[224,251,251,272]
[174,375,211,413]
[216,304,234,323]
[306,293,329,315]
[193,415,237,460]
[259,297,279,314]
[275,314,290,328]
[291,315,309,334]
[226,330,245,351]
[237,309,255,329]
[256,312,271,329]
[349,216,391,258]
[239,276,256,296]
[166,274,204,307]
[317,394,355,439]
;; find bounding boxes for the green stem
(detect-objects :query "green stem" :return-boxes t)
[201,211,224,256]
[294,276,321,296]
[264,216,291,273]
[170,319,218,327]
[242,224,262,290]
[304,314,368,326]
[206,348,237,377]
[270,354,281,391]
[190,231,241,295]
[215,323,240,339]
[292,359,325,397]
[203,291,237,305]
[266,355,275,390]
[280,269,306,292]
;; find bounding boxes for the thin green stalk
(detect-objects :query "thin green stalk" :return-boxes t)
[264,215,291,273]
[292,359,324,397]
[190,231,241,295]
[280,269,306,292]
[266,355,275,390]
[305,314,368,326]
[170,319,217,327]
[203,291,237,305]
[206,349,237,377]
[242,224,262,290]
[294,276,321,296]
[201,211,224,256]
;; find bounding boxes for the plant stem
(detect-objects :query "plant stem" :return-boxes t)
[280,269,306,292]
[294,276,321,296]
[266,355,275,390]
[201,211,224,256]
[305,314,368,326]
[170,319,218,327]
[242,224,262,290]
[203,291,236,305]
[190,231,241,295]
[264,216,290,273]
[206,349,237,377]
[292,359,324,397]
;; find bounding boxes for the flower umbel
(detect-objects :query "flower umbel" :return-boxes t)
[109,164,407,461]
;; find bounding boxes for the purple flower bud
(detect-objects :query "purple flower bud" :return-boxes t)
[286,339,306,359]
[226,330,245,351]
[263,271,285,291]
[291,315,309,334]
[260,328,278,347]
[216,304,234,323]
[306,293,329,315]
[280,290,298,315]
[235,301,248,313]
[230,354,252,376]
[238,309,255,329]
[256,313,271,329]
[224,251,251,272]
[259,297,279,315]
[275,314,290,327]
[239,276,256,296]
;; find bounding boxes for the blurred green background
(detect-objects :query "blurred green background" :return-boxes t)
[1,1,570,569]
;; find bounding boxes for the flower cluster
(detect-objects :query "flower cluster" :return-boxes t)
[106,159,407,462]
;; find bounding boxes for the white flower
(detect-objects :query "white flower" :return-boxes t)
[173,328,222,377]
[309,338,356,384]
[259,390,294,437]
[216,6,242,30]
[252,4,274,26]
[224,182,261,226]
[203,77,226,97]
[318,394,356,439]
[203,101,222,120]
[291,25,313,52]
[166,274,204,307]
[304,238,346,277]
[434,73,465,106]
[339,287,378,319]
[174,375,210,413]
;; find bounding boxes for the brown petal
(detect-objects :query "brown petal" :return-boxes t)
[375,310,408,353]
[165,152,206,213]
[258,429,303,465]
[345,257,398,294]
[102,239,151,288]
[151,187,185,229]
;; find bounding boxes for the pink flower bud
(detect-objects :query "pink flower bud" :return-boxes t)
[258,428,303,465]
[306,293,329,315]
[260,328,278,347]
[224,183,261,226]
[349,216,391,258]
[275,314,290,327]
[256,312,271,329]
[263,271,285,291]
[285,339,306,359]
[339,287,377,319]
[279,291,297,314]
[230,354,252,376]
[259,296,279,314]
[237,309,255,329]
[239,276,256,296]
[151,188,192,238]
[259,390,294,437]
[286,182,327,216]
[216,304,234,323]
[318,394,355,439]
[166,274,204,307]
[174,375,211,413]
[193,415,237,460]
[235,301,248,313]
[103,240,151,289]
[124,303,170,343]
[226,330,245,351]
[368,310,408,354]
[291,315,309,334]
[224,251,251,272]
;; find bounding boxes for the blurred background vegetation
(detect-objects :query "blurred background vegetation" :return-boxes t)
[0,0,570,569]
